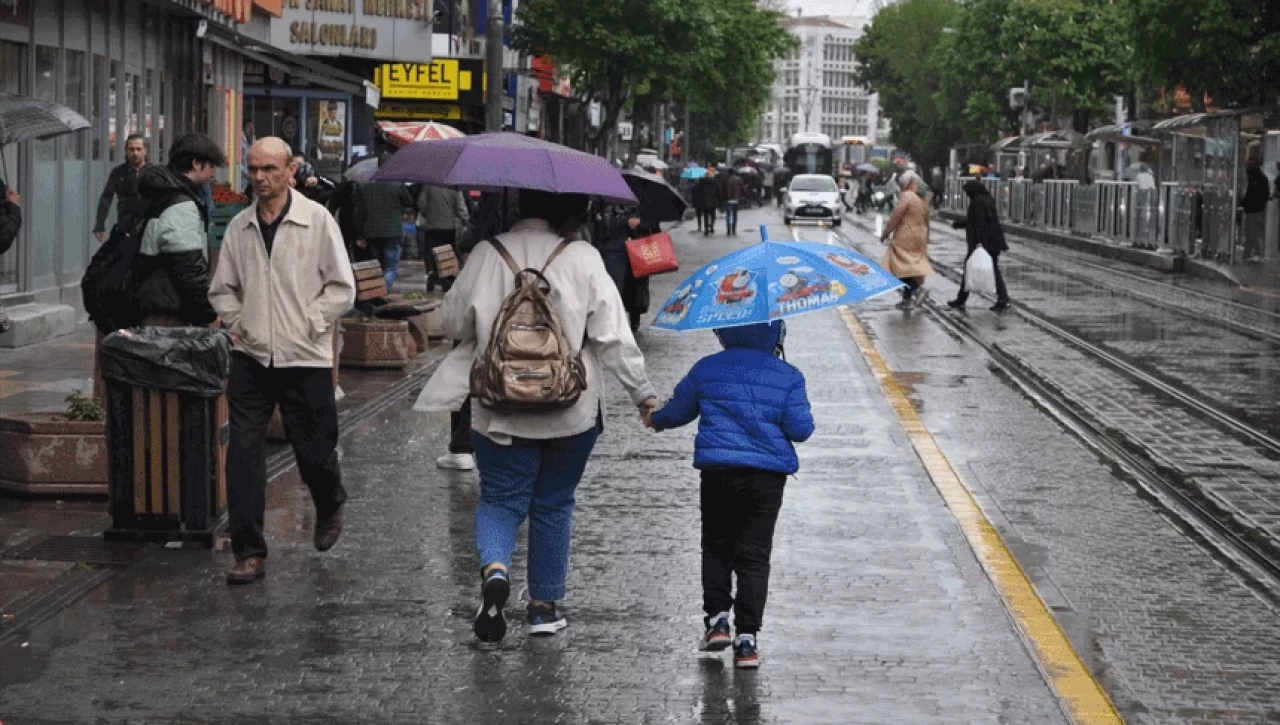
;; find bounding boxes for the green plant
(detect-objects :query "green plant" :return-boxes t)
[65,392,105,422]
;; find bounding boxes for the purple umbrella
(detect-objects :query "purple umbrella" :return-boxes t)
[371,131,637,204]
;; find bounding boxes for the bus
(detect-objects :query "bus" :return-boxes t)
[783,133,834,177]
[838,136,873,173]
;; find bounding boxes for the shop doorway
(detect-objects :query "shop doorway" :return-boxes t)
[246,95,303,153]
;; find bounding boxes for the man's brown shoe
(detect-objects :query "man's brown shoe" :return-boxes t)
[226,557,265,585]
[314,507,344,552]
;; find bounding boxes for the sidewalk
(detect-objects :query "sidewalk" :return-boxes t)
[0,260,446,637]
[0,212,1068,724]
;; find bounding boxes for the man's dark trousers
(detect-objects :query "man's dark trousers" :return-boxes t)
[700,467,787,634]
[954,247,1009,305]
[226,353,346,560]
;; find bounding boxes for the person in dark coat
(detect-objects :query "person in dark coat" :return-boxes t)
[93,133,148,242]
[0,178,20,333]
[948,179,1009,311]
[692,170,721,236]
[596,204,655,332]
[1242,157,1270,261]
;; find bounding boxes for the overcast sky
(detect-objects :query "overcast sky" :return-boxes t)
[786,0,880,18]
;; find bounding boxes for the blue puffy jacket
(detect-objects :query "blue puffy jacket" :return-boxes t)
[651,321,814,474]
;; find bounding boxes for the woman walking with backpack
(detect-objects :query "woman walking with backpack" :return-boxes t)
[416,189,658,642]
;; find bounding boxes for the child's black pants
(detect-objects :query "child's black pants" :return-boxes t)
[700,467,787,634]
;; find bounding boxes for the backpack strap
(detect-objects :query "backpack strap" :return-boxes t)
[488,237,575,276]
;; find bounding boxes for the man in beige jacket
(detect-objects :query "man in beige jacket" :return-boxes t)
[209,137,356,585]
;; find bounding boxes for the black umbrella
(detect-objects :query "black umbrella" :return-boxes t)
[621,168,687,223]
[0,94,91,179]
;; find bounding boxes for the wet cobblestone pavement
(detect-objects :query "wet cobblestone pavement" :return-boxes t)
[0,211,1068,724]
[831,215,1280,723]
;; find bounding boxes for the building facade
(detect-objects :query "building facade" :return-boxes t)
[0,0,248,316]
[758,15,888,148]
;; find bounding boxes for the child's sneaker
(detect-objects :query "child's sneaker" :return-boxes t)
[527,601,568,636]
[734,634,760,669]
[700,612,733,651]
[473,568,510,642]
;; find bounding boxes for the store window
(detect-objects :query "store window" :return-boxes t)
[144,70,153,144]
[0,41,23,293]
[35,46,57,163]
[92,55,104,161]
[308,98,348,178]
[109,61,119,162]
[65,50,86,160]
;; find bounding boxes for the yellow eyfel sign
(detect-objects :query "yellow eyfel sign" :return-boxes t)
[375,59,485,103]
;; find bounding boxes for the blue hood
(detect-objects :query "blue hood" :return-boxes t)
[715,321,783,353]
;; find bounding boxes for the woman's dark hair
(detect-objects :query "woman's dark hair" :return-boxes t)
[168,133,227,173]
[518,190,590,237]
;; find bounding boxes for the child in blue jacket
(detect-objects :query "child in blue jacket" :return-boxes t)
[647,320,814,669]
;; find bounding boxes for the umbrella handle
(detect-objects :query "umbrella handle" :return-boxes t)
[759,224,768,242]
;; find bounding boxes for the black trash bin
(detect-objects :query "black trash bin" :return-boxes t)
[101,328,232,546]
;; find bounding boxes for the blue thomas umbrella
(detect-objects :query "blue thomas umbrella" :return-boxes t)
[651,225,903,331]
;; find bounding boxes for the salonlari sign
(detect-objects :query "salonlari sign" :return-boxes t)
[270,0,434,64]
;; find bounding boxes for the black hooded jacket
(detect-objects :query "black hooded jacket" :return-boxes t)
[133,165,217,325]
[952,180,1007,255]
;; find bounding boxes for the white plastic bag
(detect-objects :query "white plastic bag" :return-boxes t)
[874,213,885,238]
[965,247,997,295]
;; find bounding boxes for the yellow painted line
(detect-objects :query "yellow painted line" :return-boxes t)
[838,306,1124,725]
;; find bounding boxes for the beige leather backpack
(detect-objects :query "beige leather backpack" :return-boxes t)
[470,238,587,412]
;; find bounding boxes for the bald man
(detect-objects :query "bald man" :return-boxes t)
[210,137,356,585]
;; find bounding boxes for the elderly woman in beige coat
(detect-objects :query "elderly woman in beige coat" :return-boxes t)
[879,170,934,308]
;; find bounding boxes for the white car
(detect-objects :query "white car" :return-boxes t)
[783,174,843,226]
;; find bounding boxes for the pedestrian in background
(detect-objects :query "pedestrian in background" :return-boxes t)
[133,133,223,328]
[419,189,657,642]
[210,137,356,586]
[647,320,814,669]
[879,170,933,309]
[1243,157,1270,262]
[93,134,149,243]
[353,136,415,290]
[0,179,21,334]
[723,170,745,235]
[693,168,721,236]
[948,179,1010,311]
[416,183,470,291]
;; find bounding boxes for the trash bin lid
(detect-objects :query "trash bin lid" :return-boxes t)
[101,327,232,397]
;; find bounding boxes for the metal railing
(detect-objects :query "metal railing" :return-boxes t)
[943,175,1203,255]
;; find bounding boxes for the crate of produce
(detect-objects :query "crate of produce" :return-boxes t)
[208,185,250,252]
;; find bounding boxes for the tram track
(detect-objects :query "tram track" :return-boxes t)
[823,215,1280,603]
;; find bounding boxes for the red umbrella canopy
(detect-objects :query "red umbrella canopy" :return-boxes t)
[377,121,466,147]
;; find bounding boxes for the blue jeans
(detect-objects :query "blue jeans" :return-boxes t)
[725,202,739,231]
[472,422,601,602]
[367,236,403,289]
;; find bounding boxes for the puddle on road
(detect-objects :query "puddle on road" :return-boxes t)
[893,372,973,411]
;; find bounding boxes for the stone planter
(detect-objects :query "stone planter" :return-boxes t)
[404,306,441,355]
[0,414,108,496]
[340,320,412,369]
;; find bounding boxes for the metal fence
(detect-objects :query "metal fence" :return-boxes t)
[942,175,1205,255]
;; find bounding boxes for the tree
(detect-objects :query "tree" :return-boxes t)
[513,0,706,154]
[1127,0,1280,109]
[853,0,964,176]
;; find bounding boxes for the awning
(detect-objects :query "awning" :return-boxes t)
[989,136,1023,151]
[1022,129,1088,148]
[1152,108,1269,132]
[204,28,372,102]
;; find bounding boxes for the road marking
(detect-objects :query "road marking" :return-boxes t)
[838,306,1124,725]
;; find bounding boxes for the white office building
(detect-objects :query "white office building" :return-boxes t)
[758,15,888,147]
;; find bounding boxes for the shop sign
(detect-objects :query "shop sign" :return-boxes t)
[270,0,433,64]
[618,122,633,142]
[374,102,463,121]
[374,59,484,105]
[0,0,29,26]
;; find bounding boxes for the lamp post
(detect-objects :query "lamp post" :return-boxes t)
[485,0,505,132]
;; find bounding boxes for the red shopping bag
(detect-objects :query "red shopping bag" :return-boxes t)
[625,232,679,277]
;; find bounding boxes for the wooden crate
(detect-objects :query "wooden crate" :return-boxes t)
[432,245,460,278]
[353,259,387,301]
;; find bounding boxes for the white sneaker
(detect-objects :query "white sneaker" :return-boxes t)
[436,452,476,471]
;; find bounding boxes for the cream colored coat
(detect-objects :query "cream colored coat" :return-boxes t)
[209,189,356,368]
[881,189,934,279]
[414,218,656,444]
